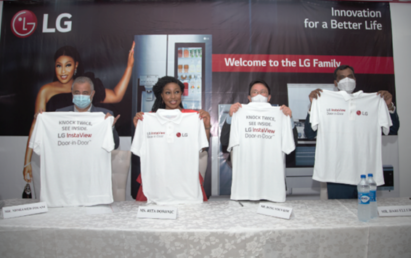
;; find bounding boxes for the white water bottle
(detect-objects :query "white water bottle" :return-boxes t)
[357,175,370,222]
[367,173,378,218]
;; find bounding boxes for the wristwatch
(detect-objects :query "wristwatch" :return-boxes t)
[388,102,395,113]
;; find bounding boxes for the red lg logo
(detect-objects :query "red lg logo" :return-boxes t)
[356,110,361,116]
[11,10,38,38]
[176,133,181,137]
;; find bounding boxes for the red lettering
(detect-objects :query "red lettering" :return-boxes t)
[252,128,275,134]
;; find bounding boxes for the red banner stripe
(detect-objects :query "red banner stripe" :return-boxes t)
[212,54,394,74]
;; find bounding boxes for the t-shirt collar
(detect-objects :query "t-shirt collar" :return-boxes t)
[247,102,272,108]
[340,90,363,101]
[155,109,183,125]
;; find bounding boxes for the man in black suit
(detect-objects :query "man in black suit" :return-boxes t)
[57,76,120,149]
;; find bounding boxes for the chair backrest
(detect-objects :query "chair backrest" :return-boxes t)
[111,150,132,202]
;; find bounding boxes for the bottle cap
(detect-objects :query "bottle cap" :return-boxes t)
[361,175,366,178]
[368,173,373,177]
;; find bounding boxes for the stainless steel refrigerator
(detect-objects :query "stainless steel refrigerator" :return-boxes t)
[132,34,212,116]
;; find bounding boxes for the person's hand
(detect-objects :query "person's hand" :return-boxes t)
[280,105,292,117]
[229,102,242,117]
[105,113,120,126]
[198,110,211,129]
[377,90,393,108]
[127,41,135,68]
[133,112,144,127]
[23,164,33,183]
[309,89,323,103]
[34,108,44,119]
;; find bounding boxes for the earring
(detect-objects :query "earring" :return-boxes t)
[74,69,77,76]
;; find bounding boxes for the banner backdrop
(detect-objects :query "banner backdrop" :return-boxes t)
[0,0,396,199]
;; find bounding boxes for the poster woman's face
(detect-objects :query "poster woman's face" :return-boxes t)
[55,55,78,84]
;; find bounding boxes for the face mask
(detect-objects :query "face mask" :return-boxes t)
[251,94,268,103]
[73,95,91,109]
[337,77,356,93]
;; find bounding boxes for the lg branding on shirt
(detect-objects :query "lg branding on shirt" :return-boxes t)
[131,109,209,205]
[29,112,115,207]
[310,90,392,186]
[228,103,295,202]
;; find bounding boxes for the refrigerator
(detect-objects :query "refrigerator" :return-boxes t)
[132,34,212,115]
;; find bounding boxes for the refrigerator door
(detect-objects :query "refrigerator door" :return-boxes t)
[174,43,204,110]
[132,35,167,114]
[168,35,212,111]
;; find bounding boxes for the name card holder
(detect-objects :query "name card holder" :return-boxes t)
[2,202,48,219]
[378,205,411,217]
[257,202,293,220]
[137,206,178,220]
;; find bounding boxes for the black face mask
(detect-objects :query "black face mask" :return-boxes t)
[22,183,32,199]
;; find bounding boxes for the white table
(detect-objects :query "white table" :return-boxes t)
[1,198,411,258]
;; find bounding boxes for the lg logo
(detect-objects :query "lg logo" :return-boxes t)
[176,133,188,138]
[11,10,37,38]
[11,10,72,38]
[43,13,72,33]
[357,110,368,116]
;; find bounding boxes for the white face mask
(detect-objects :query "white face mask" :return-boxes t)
[251,94,268,103]
[337,77,356,93]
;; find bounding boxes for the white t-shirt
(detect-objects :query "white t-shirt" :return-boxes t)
[29,112,115,207]
[310,90,392,186]
[130,109,209,205]
[227,103,295,202]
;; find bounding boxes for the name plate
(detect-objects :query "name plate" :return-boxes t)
[137,206,177,220]
[257,202,293,220]
[2,202,48,219]
[378,205,411,217]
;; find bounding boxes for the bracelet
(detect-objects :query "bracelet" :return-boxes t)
[24,162,31,168]
[205,126,211,130]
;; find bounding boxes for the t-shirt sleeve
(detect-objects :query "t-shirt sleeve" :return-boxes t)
[378,96,393,135]
[29,113,44,155]
[227,112,240,152]
[130,120,145,157]
[101,116,115,152]
[310,98,320,131]
[198,118,209,152]
[282,113,296,154]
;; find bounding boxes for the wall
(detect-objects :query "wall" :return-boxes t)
[390,3,411,197]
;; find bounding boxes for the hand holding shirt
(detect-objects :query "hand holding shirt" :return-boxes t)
[29,112,115,207]
[310,90,392,186]
[227,102,295,202]
[131,109,209,205]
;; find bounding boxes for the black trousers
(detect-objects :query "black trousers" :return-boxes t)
[327,182,358,199]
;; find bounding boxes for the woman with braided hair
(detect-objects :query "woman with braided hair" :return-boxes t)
[133,76,211,202]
